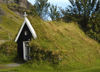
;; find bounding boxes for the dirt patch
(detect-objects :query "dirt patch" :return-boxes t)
[0,65,9,69]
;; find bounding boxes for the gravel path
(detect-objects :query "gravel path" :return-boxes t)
[6,63,21,67]
[0,63,21,69]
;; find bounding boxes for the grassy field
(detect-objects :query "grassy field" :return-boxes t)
[0,4,100,72]
[1,63,100,72]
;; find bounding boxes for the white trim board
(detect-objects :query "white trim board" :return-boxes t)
[15,17,37,42]
[23,41,27,61]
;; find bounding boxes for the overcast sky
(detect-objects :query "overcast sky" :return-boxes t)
[28,0,70,9]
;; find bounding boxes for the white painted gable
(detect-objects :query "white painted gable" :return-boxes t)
[15,16,37,42]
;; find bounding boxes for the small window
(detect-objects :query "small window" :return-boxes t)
[25,31,28,36]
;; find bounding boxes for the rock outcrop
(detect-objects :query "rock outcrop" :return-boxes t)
[0,0,28,8]
[0,8,5,16]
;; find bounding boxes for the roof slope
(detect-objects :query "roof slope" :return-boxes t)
[15,17,37,42]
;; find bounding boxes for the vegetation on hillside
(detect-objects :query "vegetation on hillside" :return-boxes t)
[0,41,17,63]
[62,0,100,42]
[0,1,100,72]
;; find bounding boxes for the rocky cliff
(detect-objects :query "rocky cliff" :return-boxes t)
[0,0,28,8]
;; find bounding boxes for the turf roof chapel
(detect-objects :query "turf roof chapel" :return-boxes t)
[0,0,100,72]
[15,12,37,61]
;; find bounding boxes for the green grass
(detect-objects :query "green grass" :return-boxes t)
[0,4,100,72]
[0,4,23,40]
[1,63,100,72]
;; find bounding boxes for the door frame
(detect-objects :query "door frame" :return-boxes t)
[23,41,30,61]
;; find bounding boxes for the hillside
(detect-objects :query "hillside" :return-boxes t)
[0,4,100,72]
[0,4,23,40]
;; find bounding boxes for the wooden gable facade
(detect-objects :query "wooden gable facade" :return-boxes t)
[15,12,37,61]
